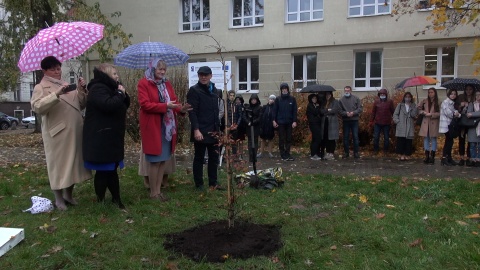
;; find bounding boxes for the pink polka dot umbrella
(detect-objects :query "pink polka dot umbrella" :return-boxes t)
[17,21,104,72]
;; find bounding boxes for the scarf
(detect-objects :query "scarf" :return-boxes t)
[145,58,176,141]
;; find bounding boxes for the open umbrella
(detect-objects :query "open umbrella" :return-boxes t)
[395,75,438,101]
[18,22,104,72]
[441,78,480,91]
[299,84,336,93]
[114,42,189,69]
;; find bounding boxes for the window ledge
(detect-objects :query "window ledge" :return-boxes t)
[179,29,210,34]
[347,13,391,19]
[286,19,324,24]
[229,24,263,30]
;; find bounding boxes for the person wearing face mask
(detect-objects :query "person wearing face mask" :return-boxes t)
[339,86,363,159]
[273,83,298,161]
[418,87,440,164]
[456,84,475,166]
[439,89,461,166]
[257,95,276,158]
[370,89,394,155]
[393,92,418,161]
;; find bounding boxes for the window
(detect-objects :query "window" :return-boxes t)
[69,71,75,84]
[14,83,21,101]
[181,0,210,32]
[287,0,324,22]
[348,0,391,17]
[354,50,382,89]
[237,57,259,92]
[232,0,264,27]
[424,46,456,85]
[293,53,317,90]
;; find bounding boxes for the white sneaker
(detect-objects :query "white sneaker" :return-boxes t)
[310,155,321,161]
[324,153,335,160]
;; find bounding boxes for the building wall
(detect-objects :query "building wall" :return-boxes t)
[87,0,479,101]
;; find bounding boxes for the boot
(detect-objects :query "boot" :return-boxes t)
[94,172,108,202]
[107,171,125,209]
[423,150,430,164]
[429,151,435,164]
[441,157,452,166]
[447,156,458,166]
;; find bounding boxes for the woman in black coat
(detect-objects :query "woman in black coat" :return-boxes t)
[83,63,130,208]
[258,95,276,158]
[245,94,262,162]
[306,93,323,160]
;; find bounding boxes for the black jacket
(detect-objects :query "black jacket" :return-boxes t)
[244,94,262,137]
[273,94,298,125]
[306,94,323,123]
[187,81,220,144]
[83,68,130,163]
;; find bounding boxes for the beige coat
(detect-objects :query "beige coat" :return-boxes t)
[418,98,440,138]
[31,76,92,190]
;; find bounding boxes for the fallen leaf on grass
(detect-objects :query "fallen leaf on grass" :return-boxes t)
[140,257,150,263]
[304,259,313,266]
[376,213,386,219]
[39,223,57,233]
[457,221,468,226]
[454,201,464,206]
[90,232,98,238]
[271,256,280,263]
[472,231,478,235]
[343,244,354,248]
[49,245,63,253]
[409,238,423,248]
[30,242,41,247]
[386,204,395,208]
[81,229,88,234]
[359,195,368,203]
[330,245,337,250]
[465,214,480,219]
[51,217,59,221]
[125,218,134,224]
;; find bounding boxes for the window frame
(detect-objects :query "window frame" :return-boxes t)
[286,0,324,23]
[231,0,264,28]
[353,50,383,91]
[179,0,210,33]
[424,46,457,87]
[292,53,317,91]
[236,57,260,94]
[348,0,391,18]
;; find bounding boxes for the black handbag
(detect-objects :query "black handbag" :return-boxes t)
[458,114,480,128]
[448,118,460,138]
[415,114,424,126]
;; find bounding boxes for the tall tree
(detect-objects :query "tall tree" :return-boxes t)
[0,0,132,94]
[393,0,480,74]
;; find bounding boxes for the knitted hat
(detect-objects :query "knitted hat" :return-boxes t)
[269,95,276,99]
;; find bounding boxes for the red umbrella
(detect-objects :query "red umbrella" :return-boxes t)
[395,75,438,100]
[18,21,104,72]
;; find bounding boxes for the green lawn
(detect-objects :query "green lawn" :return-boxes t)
[1,164,479,269]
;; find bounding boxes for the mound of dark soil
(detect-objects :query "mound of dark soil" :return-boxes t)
[163,220,282,263]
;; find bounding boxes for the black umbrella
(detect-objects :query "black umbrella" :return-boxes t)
[299,84,336,93]
[441,78,480,91]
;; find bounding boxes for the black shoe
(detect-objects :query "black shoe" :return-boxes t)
[112,198,125,209]
[342,153,349,159]
[466,160,475,167]
[281,155,288,161]
[458,159,465,166]
[354,153,360,159]
[441,157,453,166]
[448,158,458,166]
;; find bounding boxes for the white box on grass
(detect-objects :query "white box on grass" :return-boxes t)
[0,227,25,257]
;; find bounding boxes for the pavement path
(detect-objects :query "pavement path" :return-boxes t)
[1,146,478,181]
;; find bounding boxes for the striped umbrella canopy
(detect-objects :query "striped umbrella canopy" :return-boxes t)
[395,75,438,89]
[441,78,480,91]
[114,42,189,69]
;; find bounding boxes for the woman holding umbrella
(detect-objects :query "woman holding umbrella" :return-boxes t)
[137,58,190,201]
[457,84,475,166]
[439,89,461,166]
[31,56,92,211]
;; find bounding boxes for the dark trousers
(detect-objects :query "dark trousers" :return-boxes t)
[396,137,413,156]
[193,142,219,188]
[247,128,259,162]
[373,124,391,152]
[309,122,322,156]
[458,129,471,158]
[342,120,359,155]
[278,124,293,158]
[94,167,121,203]
[443,133,455,158]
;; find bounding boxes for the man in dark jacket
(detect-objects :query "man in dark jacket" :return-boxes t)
[273,83,298,161]
[187,66,222,191]
[370,88,394,154]
[339,86,363,159]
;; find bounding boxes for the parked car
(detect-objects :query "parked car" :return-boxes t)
[0,112,19,127]
[0,113,11,130]
[22,116,36,128]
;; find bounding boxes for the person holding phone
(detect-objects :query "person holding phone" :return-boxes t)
[83,63,130,209]
[30,56,92,211]
[137,58,190,201]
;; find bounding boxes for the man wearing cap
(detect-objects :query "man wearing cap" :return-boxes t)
[273,83,298,161]
[187,66,223,191]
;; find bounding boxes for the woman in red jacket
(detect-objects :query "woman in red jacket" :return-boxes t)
[138,58,189,201]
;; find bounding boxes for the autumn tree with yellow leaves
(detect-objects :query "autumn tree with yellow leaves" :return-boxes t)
[393,0,480,74]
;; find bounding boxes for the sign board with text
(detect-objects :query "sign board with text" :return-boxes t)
[188,61,232,90]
